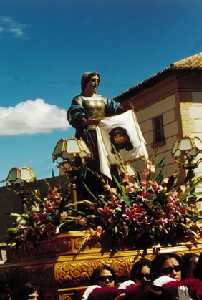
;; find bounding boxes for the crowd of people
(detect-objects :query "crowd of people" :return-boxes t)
[81,252,202,300]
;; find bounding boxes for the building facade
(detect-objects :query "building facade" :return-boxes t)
[115,52,202,179]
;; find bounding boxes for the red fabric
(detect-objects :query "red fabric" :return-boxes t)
[87,286,147,300]
[163,278,202,300]
[88,287,121,300]
[125,285,146,300]
[82,280,202,300]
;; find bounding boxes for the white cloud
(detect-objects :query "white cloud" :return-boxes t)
[0,16,26,39]
[0,99,69,135]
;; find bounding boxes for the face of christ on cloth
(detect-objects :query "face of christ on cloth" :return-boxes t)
[109,127,133,153]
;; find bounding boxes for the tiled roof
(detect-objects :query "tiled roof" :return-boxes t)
[171,52,202,69]
[115,52,202,101]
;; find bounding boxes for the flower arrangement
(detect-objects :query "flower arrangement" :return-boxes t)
[7,160,202,254]
[7,183,84,247]
[80,160,202,253]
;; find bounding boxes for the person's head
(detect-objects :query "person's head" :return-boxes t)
[81,72,100,94]
[18,283,41,300]
[130,258,151,285]
[181,252,199,279]
[91,264,116,288]
[150,253,182,281]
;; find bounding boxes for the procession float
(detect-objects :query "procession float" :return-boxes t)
[0,72,202,300]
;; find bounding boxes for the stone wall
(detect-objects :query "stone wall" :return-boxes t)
[136,94,179,177]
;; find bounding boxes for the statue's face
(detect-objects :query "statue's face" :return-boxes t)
[85,74,99,93]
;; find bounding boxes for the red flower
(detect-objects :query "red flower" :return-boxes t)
[140,179,147,186]
[97,207,114,219]
[123,204,145,221]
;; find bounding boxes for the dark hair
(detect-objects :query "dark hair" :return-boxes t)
[150,253,182,281]
[181,252,199,279]
[17,282,43,300]
[91,265,116,285]
[109,127,133,153]
[81,72,100,92]
[130,258,151,281]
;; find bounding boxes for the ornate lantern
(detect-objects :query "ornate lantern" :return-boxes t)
[52,137,91,174]
[6,167,36,186]
[172,136,202,179]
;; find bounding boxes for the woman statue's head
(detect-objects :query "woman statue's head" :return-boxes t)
[81,72,100,94]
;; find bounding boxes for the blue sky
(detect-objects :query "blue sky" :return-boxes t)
[1,0,202,182]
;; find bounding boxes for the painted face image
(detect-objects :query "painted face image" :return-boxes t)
[113,133,128,145]
[98,269,115,288]
[161,257,181,280]
[109,127,133,153]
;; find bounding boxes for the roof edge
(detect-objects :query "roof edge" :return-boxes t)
[115,66,202,102]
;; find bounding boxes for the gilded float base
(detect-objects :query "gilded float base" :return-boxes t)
[0,232,201,300]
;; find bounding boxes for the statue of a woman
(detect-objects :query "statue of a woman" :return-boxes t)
[67,73,147,198]
[67,72,122,161]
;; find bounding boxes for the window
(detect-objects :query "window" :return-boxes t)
[152,115,165,146]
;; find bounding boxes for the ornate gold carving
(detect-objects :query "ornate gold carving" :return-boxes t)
[2,232,202,300]
[54,256,135,285]
[54,239,202,285]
